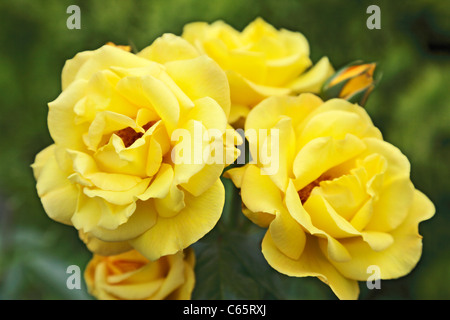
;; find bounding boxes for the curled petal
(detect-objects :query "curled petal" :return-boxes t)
[130,179,224,261]
[331,190,435,280]
[262,232,359,300]
[32,145,78,225]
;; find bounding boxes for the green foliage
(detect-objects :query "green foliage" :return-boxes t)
[0,0,448,299]
[192,178,333,300]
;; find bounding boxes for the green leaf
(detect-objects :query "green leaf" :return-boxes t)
[191,230,263,299]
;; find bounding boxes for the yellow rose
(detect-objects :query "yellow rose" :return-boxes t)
[182,18,335,125]
[85,248,195,300]
[32,34,239,261]
[226,94,435,299]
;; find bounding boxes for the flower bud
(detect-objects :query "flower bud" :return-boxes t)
[322,62,378,106]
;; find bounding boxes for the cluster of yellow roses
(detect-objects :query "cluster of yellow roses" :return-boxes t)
[32,18,434,300]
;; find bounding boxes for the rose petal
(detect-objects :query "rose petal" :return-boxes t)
[331,190,435,280]
[130,179,224,260]
[289,56,334,93]
[32,145,78,225]
[262,232,359,300]
[165,55,231,118]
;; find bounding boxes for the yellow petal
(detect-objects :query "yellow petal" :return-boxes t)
[158,71,196,112]
[84,110,140,151]
[95,120,168,178]
[145,131,163,177]
[278,27,310,56]
[72,193,136,232]
[107,256,163,285]
[223,166,247,189]
[242,207,275,228]
[94,134,147,177]
[365,177,414,232]
[240,165,283,215]
[151,252,186,299]
[83,178,150,206]
[130,179,224,260]
[63,45,151,86]
[304,194,361,239]
[115,76,155,109]
[89,199,157,242]
[258,117,296,191]
[349,198,374,231]
[264,28,312,85]
[68,150,143,191]
[331,190,435,281]
[289,56,335,93]
[262,232,359,300]
[139,164,174,200]
[293,134,366,190]
[102,279,165,300]
[62,50,95,90]
[171,119,208,184]
[84,70,136,121]
[285,180,351,262]
[297,103,381,148]
[138,33,199,64]
[79,231,132,255]
[141,74,180,134]
[165,55,231,118]
[316,173,368,221]
[71,193,101,232]
[32,145,78,225]
[296,98,382,143]
[227,70,290,107]
[182,21,211,47]
[154,184,185,218]
[181,161,224,197]
[245,93,322,133]
[360,231,394,252]
[265,53,312,87]
[269,208,306,260]
[48,79,89,150]
[228,103,251,125]
[241,17,280,44]
[184,97,227,133]
[170,249,196,299]
[362,138,411,183]
[225,49,266,84]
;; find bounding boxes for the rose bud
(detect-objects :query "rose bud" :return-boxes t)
[322,62,378,106]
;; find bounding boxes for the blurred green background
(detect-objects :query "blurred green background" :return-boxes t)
[0,0,449,300]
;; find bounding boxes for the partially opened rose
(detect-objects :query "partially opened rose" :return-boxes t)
[226,94,435,299]
[32,34,239,261]
[85,248,195,300]
[182,18,334,125]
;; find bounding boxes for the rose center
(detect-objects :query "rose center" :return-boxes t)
[115,121,156,148]
[298,174,331,204]
[106,258,147,275]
